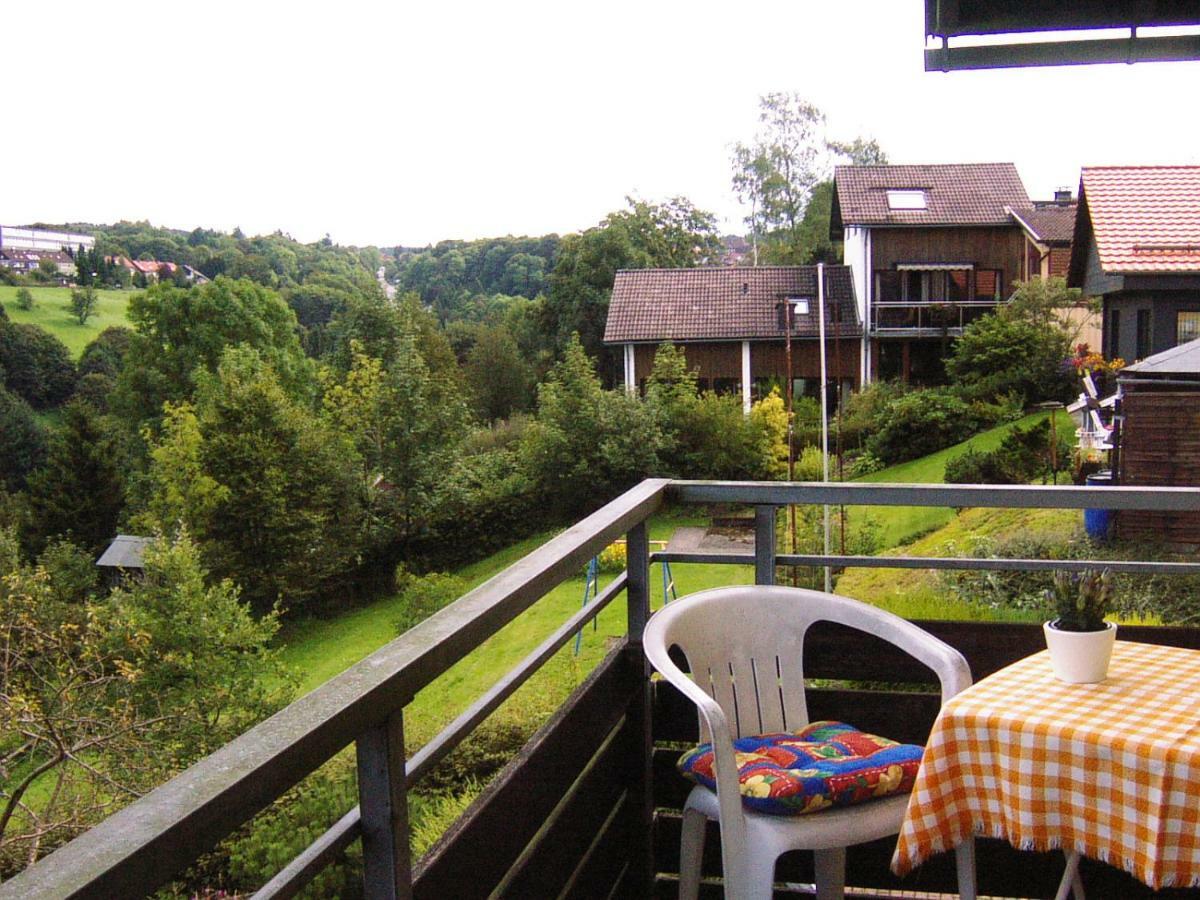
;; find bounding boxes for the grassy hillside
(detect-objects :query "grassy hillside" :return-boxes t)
[0,286,132,357]
[850,409,1073,547]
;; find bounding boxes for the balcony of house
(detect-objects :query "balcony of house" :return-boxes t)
[872,265,1003,337]
[6,480,1200,900]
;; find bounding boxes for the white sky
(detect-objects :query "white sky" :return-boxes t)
[4,1,1200,248]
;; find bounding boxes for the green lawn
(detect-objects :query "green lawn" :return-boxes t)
[0,286,133,357]
[850,410,1073,547]
[277,411,1079,746]
[279,508,755,745]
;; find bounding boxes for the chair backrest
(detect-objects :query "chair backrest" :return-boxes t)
[643,585,970,741]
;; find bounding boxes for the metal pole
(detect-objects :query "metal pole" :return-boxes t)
[817,264,831,592]
[785,300,797,586]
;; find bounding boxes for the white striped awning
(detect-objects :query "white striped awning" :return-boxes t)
[895,262,974,271]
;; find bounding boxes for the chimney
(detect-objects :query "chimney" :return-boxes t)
[1054,187,1073,204]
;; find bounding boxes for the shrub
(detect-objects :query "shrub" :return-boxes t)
[0,322,76,408]
[597,541,627,573]
[865,388,985,464]
[944,420,1072,485]
[224,758,361,899]
[946,312,1074,404]
[393,570,467,634]
[939,533,1200,625]
[838,380,909,451]
[794,445,826,481]
[15,288,34,311]
[0,386,46,490]
[78,326,132,380]
[412,782,483,859]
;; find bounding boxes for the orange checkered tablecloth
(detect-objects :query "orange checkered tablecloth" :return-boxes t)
[892,641,1200,890]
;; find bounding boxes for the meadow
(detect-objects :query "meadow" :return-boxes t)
[0,285,132,357]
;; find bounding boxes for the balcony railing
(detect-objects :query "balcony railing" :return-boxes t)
[872,300,998,335]
[6,480,1200,899]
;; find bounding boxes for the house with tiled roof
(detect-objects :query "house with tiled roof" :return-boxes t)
[1068,165,1200,362]
[602,266,860,412]
[831,162,1040,383]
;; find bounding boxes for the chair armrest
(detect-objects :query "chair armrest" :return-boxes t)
[644,642,747,834]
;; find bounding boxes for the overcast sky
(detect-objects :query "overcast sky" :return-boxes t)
[5,1,1200,248]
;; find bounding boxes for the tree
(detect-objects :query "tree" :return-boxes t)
[14,288,34,311]
[732,94,887,264]
[731,93,827,264]
[946,278,1081,404]
[114,276,312,427]
[0,322,76,408]
[35,257,59,283]
[139,348,359,614]
[23,401,126,556]
[545,197,720,359]
[0,531,292,866]
[522,336,662,513]
[68,286,97,325]
[105,533,293,763]
[0,387,46,491]
[465,325,534,422]
[78,327,133,380]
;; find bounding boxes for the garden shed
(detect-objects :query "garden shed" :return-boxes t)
[1115,339,1200,548]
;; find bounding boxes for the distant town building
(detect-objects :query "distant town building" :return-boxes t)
[0,247,76,277]
[0,225,94,253]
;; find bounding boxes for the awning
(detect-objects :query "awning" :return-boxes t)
[895,263,974,271]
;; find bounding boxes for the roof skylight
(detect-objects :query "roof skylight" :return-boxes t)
[887,189,927,210]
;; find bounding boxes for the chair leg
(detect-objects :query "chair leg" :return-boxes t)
[678,806,707,900]
[956,838,978,900]
[813,846,846,900]
[733,842,779,900]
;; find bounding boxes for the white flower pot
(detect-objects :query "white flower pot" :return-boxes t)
[1043,620,1117,684]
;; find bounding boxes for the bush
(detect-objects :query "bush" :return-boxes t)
[794,445,826,481]
[838,380,909,451]
[596,541,626,573]
[0,386,46,490]
[866,388,987,464]
[393,569,467,634]
[0,322,76,408]
[78,326,132,380]
[939,533,1200,625]
[15,288,34,311]
[946,312,1074,404]
[224,758,362,899]
[944,420,1073,485]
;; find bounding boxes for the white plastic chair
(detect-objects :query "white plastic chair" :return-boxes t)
[643,585,975,900]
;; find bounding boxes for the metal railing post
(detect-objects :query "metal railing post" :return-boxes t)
[357,711,412,900]
[755,505,777,585]
[625,520,654,895]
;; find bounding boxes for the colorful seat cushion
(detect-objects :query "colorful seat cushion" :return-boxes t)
[677,720,924,816]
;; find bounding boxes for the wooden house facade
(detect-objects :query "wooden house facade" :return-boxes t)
[602,266,861,412]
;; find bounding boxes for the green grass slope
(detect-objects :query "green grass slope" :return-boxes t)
[0,286,132,357]
[851,410,1073,547]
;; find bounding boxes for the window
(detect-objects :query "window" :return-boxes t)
[1179,311,1200,346]
[788,298,810,316]
[1108,307,1121,359]
[1136,309,1152,359]
[886,190,927,210]
[973,270,1001,302]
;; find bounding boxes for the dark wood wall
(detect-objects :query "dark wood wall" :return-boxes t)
[632,340,861,386]
[872,226,1025,292]
[1117,388,1200,549]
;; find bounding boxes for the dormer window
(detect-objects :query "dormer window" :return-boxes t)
[788,298,810,316]
[887,190,927,210]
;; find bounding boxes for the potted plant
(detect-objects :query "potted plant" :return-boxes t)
[1043,568,1117,683]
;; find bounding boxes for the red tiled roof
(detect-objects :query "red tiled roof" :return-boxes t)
[602,266,860,344]
[1018,203,1077,244]
[832,163,1031,229]
[1079,166,1200,273]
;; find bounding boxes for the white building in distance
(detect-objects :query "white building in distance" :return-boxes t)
[0,225,94,252]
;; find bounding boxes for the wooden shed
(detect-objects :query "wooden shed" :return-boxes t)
[1115,339,1200,548]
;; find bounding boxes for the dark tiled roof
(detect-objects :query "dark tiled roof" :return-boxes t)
[832,163,1032,229]
[1019,203,1077,244]
[602,266,860,344]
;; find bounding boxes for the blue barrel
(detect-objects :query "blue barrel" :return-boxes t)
[1084,472,1114,541]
